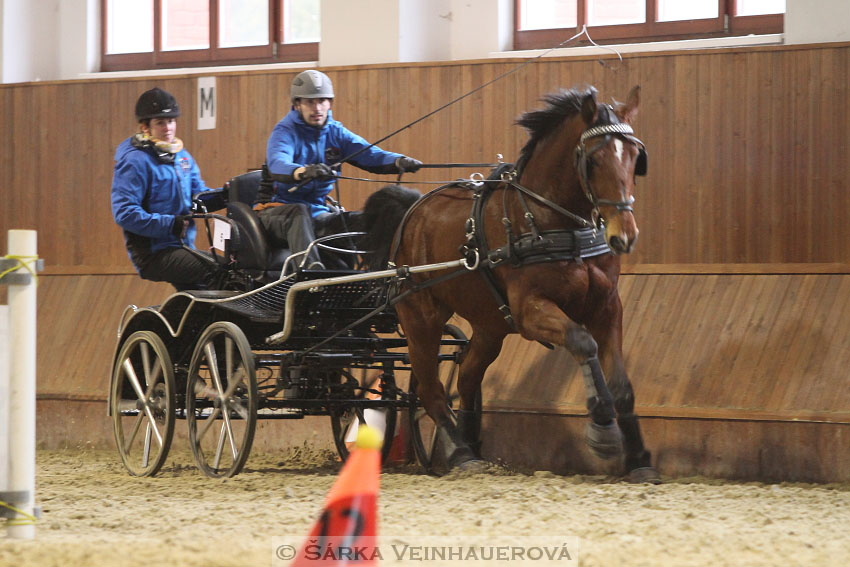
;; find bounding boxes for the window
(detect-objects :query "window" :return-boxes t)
[101,0,319,71]
[515,0,784,50]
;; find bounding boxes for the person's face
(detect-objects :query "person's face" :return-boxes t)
[143,117,178,142]
[295,97,332,127]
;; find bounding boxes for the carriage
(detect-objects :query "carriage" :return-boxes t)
[107,171,473,479]
[109,85,657,482]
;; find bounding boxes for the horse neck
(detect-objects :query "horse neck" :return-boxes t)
[514,120,592,228]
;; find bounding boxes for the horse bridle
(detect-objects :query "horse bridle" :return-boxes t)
[574,122,647,215]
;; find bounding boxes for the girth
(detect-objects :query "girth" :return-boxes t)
[486,228,610,267]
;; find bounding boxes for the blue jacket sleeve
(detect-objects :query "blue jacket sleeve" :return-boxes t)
[111,157,177,239]
[336,126,403,172]
[266,123,303,178]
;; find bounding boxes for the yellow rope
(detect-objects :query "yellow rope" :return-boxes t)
[0,500,38,526]
[0,254,39,284]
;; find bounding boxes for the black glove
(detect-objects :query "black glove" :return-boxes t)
[171,215,191,238]
[297,163,335,181]
[395,156,423,173]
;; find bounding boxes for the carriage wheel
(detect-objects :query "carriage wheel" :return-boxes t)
[330,367,398,464]
[111,331,176,477]
[186,322,258,478]
[408,324,480,475]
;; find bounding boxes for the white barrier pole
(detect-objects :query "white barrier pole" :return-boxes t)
[0,305,8,497]
[4,230,38,539]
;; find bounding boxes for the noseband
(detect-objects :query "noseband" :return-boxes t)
[574,122,647,216]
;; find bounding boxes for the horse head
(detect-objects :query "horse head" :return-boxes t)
[575,86,645,254]
[516,86,646,255]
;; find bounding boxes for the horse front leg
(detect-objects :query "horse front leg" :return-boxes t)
[513,297,623,460]
[590,295,659,483]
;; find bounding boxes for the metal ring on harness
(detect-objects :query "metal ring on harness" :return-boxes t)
[462,248,480,271]
[469,172,485,187]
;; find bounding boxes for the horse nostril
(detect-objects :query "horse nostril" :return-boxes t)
[609,236,626,253]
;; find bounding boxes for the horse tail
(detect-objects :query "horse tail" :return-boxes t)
[359,184,421,269]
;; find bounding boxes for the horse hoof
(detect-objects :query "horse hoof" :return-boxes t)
[447,447,480,470]
[585,421,623,460]
[455,459,489,474]
[628,466,661,484]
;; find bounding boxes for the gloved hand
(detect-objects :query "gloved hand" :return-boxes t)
[172,215,191,238]
[395,156,423,173]
[295,163,335,181]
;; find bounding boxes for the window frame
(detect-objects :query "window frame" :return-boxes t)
[513,0,783,51]
[101,0,318,72]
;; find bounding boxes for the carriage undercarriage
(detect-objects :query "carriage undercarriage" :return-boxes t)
[108,246,476,479]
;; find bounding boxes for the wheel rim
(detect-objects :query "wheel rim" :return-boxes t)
[331,367,398,464]
[111,331,175,477]
[409,324,477,475]
[186,322,257,478]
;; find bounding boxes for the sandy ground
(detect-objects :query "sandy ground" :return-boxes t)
[2,448,850,567]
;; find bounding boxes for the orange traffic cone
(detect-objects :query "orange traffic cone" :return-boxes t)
[291,426,382,566]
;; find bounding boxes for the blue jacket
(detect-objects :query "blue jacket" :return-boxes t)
[266,109,403,217]
[111,137,210,269]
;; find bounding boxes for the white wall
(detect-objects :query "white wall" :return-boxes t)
[0,0,60,84]
[58,0,100,80]
[399,0,451,62]
[2,0,850,83]
[320,0,401,66]
[785,0,850,44]
[447,0,513,60]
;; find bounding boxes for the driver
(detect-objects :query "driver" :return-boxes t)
[256,69,423,269]
[111,87,224,290]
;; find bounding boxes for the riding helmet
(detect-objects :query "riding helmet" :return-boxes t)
[290,70,334,103]
[135,87,181,121]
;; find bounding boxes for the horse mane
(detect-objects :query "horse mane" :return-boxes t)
[514,87,592,177]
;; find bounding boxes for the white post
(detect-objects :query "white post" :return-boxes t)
[4,230,38,539]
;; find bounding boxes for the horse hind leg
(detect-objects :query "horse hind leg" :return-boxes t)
[455,327,506,457]
[397,302,483,471]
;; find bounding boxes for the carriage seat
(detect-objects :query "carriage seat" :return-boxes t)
[224,170,290,280]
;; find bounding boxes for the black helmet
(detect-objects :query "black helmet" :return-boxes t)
[135,87,181,121]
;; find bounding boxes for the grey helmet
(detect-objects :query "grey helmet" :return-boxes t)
[290,70,334,103]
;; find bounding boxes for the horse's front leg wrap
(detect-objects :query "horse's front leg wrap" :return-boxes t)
[582,356,616,424]
[456,409,482,457]
[582,356,622,459]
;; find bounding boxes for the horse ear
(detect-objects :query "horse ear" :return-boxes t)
[620,85,640,124]
[581,87,598,125]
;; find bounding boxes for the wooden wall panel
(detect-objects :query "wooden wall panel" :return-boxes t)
[3,43,850,268]
[481,273,850,423]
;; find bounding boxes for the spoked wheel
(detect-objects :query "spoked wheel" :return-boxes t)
[186,322,258,478]
[409,324,480,475]
[331,366,398,464]
[111,331,176,477]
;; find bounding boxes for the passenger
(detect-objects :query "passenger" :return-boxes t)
[257,69,422,270]
[111,87,224,291]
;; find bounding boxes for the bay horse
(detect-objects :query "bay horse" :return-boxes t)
[362,86,657,482]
